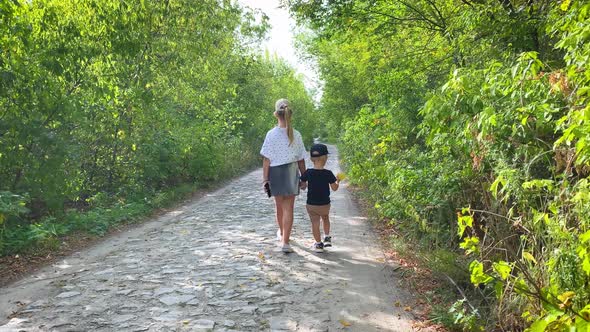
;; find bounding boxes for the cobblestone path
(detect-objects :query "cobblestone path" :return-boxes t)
[1,146,420,331]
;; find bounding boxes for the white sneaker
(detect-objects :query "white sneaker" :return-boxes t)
[281,243,294,253]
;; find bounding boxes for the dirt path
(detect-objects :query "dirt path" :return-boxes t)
[0,145,424,331]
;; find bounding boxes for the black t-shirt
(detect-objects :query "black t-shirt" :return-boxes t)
[300,168,337,205]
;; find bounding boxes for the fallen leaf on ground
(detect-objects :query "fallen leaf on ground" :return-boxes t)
[257,252,266,262]
[339,319,352,327]
[404,306,412,312]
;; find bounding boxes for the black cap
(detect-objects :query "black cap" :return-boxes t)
[310,143,329,157]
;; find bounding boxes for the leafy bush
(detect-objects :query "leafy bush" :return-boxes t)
[289,0,590,329]
[0,192,30,253]
[0,0,315,256]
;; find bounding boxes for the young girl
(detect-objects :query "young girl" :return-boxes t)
[260,99,307,253]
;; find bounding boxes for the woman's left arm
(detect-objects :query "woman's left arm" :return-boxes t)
[298,159,307,190]
[297,159,306,176]
[296,133,307,176]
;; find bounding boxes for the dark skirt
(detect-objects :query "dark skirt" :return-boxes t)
[269,162,300,196]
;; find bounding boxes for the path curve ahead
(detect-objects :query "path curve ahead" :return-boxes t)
[1,145,423,332]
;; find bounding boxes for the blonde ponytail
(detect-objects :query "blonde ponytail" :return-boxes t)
[285,107,294,146]
[275,98,294,146]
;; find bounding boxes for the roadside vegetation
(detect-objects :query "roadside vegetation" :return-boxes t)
[0,0,315,256]
[286,0,590,330]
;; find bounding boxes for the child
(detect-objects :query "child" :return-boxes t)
[300,143,340,253]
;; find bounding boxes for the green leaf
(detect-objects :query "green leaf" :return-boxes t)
[580,230,590,243]
[557,291,575,308]
[489,114,497,126]
[460,236,480,255]
[457,214,474,238]
[490,177,501,198]
[523,252,537,264]
[493,261,512,280]
[527,318,549,332]
[583,257,590,276]
[525,312,562,332]
[575,316,590,331]
[469,260,493,286]
[578,304,590,323]
[548,204,559,215]
[522,179,554,190]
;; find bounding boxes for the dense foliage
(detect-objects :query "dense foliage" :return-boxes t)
[286,0,589,330]
[0,0,315,255]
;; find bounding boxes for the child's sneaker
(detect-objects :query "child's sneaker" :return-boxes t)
[281,243,294,253]
[313,242,324,253]
[323,236,332,247]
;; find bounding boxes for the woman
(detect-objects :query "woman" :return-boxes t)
[260,98,307,253]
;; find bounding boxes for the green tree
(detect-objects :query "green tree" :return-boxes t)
[0,0,315,255]
[287,0,590,329]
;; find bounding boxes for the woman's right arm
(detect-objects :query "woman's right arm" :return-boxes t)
[260,130,271,187]
[262,157,270,187]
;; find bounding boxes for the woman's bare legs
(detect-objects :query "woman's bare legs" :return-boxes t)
[281,195,296,244]
[274,196,284,238]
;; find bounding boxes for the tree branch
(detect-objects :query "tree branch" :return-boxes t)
[460,0,476,8]
[497,0,515,15]
[358,9,444,33]
[414,54,453,74]
[424,0,448,30]
[397,0,445,30]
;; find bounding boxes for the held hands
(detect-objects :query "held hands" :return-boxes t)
[299,181,307,190]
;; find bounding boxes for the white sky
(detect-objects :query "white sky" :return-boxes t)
[236,0,321,100]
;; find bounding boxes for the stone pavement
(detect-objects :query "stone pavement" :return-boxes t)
[0,146,420,331]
